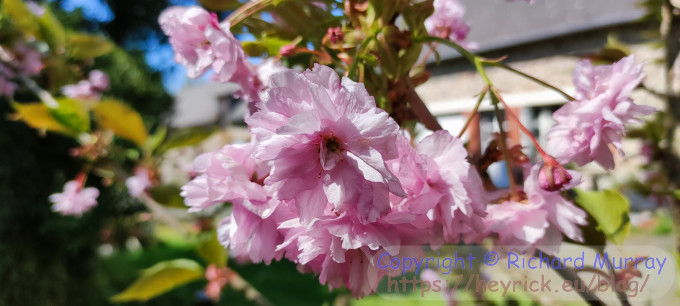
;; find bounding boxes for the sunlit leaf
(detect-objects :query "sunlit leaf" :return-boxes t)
[157,127,217,153]
[574,189,631,244]
[50,98,90,133]
[154,226,196,249]
[242,37,293,57]
[198,0,242,11]
[66,34,114,59]
[3,0,40,36]
[110,259,204,302]
[11,102,74,135]
[38,7,66,48]
[143,126,167,152]
[197,232,228,268]
[93,100,148,146]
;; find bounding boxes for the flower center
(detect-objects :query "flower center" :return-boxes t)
[324,136,343,153]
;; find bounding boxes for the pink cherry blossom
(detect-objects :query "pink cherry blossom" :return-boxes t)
[292,213,403,298]
[125,168,153,197]
[62,70,109,100]
[546,56,656,169]
[246,64,405,225]
[387,131,486,244]
[181,141,271,214]
[88,70,110,91]
[0,64,17,98]
[425,0,476,49]
[217,203,286,265]
[49,180,99,216]
[256,58,288,88]
[159,6,261,104]
[14,43,43,76]
[483,164,586,253]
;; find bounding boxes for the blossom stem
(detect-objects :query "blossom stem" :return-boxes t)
[226,0,273,26]
[490,87,551,159]
[491,98,518,197]
[483,61,576,101]
[405,77,443,131]
[457,88,487,138]
[415,42,440,68]
[140,194,188,234]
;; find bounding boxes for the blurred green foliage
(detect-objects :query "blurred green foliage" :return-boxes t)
[0,1,172,305]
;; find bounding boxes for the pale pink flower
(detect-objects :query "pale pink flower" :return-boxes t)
[546,56,656,169]
[246,64,405,224]
[217,203,290,264]
[0,64,17,98]
[256,58,287,88]
[61,70,109,100]
[26,1,46,16]
[49,180,99,216]
[183,141,284,264]
[62,80,98,99]
[14,43,43,76]
[425,0,476,49]
[159,6,261,104]
[88,70,109,91]
[181,141,272,214]
[387,131,486,244]
[126,168,153,197]
[484,163,586,253]
[293,214,402,298]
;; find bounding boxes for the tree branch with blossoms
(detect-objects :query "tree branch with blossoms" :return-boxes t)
[2,0,667,304]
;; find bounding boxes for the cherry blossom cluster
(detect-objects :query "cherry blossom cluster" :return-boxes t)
[157,4,655,297]
[181,64,488,297]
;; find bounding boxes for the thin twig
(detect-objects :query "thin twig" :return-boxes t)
[484,61,576,102]
[457,88,487,138]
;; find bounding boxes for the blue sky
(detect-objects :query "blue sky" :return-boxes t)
[58,0,199,93]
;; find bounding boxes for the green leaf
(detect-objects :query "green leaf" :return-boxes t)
[11,102,75,135]
[3,0,40,36]
[197,232,228,268]
[242,37,294,57]
[110,259,204,302]
[144,126,167,152]
[149,185,185,208]
[93,99,148,146]
[574,189,631,244]
[158,126,217,153]
[154,226,196,249]
[38,7,66,48]
[66,34,114,59]
[198,0,242,11]
[50,98,91,133]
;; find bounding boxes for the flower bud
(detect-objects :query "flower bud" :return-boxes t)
[279,44,298,57]
[538,158,572,191]
[326,27,344,44]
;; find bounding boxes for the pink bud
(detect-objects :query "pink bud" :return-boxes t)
[279,44,297,57]
[538,159,572,191]
[327,27,343,44]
